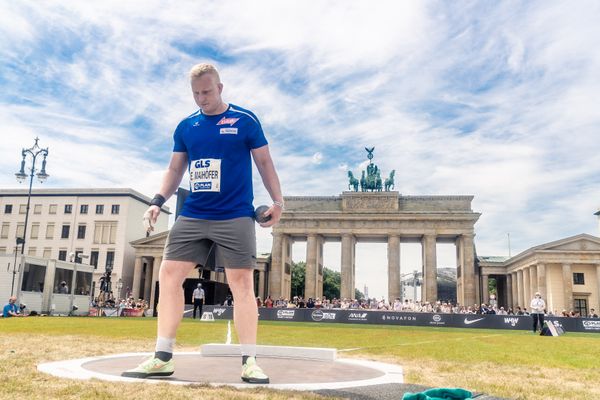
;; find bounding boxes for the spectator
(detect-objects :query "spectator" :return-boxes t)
[589,309,598,318]
[2,296,23,317]
[264,295,273,308]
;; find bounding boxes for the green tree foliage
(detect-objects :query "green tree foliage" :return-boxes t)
[290,261,365,300]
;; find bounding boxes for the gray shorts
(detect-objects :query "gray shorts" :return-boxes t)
[164,216,256,269]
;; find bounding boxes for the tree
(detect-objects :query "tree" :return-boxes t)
[291,261,305,298]
[322,267,340,299]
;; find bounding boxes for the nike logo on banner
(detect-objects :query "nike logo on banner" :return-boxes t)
[464,317,485,325]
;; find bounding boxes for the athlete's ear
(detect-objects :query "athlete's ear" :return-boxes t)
[217,82,223,94]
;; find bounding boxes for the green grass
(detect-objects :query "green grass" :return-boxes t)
[1,317,599,399]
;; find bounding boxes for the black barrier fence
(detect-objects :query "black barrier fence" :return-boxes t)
[204,306,600,333]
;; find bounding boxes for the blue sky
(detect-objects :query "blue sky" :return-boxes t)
[1,1,600,299]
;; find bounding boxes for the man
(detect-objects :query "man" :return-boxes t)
[589,308,599,318]
[122,63,283,384]
[191,283,205,319]
[2,296,22,317]
[530,292,545,333]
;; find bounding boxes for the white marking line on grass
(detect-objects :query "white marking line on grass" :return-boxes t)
[338,334,502,352]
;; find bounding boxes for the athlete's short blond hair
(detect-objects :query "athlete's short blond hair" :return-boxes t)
[189,63,221,81]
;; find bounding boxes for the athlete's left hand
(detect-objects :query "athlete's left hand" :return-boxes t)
[259,204,282,228]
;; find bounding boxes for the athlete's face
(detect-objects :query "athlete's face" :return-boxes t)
[191,73,224,115]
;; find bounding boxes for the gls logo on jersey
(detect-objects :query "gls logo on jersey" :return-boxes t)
[190,158,221,193]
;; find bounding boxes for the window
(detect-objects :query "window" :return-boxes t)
[21,263,46,292]
[574,298,588,317]
[1,223,9,239]
[96,205,104,214]
[43,248,52,259]
[28,247,36,256]
[4,204,12,214]
[53,268,73,294]
[93,222,118,244]
[75,271,92,295]
[77,225,86,239]
[45,223,55,239]
[111,204,120,214]
[64,204,73,214]
[30,223,39,239]
[49,204,57,214]
[106,250,115,269]
[19,204,27,214]
[16,223,24,239]
[58,250,67,261]
[61,225,70,239]
[80,204,88,214]
[34,204,42,214]
[74,249,84,263]
[573,273,585,285]
[0,247,6,254]
[90,250,99,269]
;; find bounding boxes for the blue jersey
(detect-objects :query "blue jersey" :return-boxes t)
[173,104,268,220]
[2,303,17,317]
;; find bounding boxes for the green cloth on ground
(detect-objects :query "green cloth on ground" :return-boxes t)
[402,388,473,400]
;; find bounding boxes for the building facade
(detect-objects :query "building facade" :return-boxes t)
[479,234,600,315]
[0,188,169,298]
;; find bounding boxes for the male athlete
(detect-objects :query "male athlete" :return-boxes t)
[123,63,283,384]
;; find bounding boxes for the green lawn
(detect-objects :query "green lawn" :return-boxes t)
[1,317,599,399]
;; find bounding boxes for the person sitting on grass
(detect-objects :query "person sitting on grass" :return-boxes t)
[2,296,23,318]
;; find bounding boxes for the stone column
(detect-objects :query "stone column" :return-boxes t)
[482,274,490,304]
[257,270,266,301]
[511,272,518,309]
[536,263,546,299]
[341,234,355,300]
[506,273,513,309]
[149,256,162,313]
[268,232,284,299]
[462,234,476,306]
[516,269,524,309]
[422,234,437,303]
[562,263,573,312]
[131,256,143,299]
[455,236,464,305]
[305,234,318,299]
[143,259,152,302]
[282,235,293,299]
[387,235,401,303]
[529,266,537,299]
[522,267,530,309]
[316,236,324,299]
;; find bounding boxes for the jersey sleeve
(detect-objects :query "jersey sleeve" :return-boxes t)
[245,113,268,149]
[173,120,188,153]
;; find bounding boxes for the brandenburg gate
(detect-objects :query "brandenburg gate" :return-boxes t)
[269,192,480,305]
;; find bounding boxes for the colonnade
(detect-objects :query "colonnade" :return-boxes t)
[269,232,477,305]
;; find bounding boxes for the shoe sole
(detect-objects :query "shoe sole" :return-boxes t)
[241,376,270,384]
[121,371,174,379]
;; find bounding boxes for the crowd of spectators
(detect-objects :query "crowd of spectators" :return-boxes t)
[249,295,600,318]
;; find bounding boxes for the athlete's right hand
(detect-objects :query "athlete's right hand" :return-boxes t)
[143,205,161,233]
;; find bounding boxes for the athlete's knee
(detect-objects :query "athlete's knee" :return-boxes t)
[159,260,194,284]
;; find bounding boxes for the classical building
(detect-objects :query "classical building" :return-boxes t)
[0,188,169,298]
[479,234,600,315]
[269,191,481,305]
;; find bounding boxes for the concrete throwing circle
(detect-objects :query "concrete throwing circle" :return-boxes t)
[37,352,403,391]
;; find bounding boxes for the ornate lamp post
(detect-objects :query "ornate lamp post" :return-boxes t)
[12,138,49,297]
[15,137,50,255]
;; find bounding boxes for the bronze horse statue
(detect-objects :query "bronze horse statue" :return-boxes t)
[385,169,395,191]
[347,171,359,191]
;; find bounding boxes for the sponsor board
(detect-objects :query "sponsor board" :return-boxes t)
[582,320,600,331]
[347,312,368,322]
[429,314,446,326]
[211,307,227,317]
[276,309,296,320]
[311,309,337,322]
[381,314,417,322]
[463,317,485,326]
[504,317,520,327]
